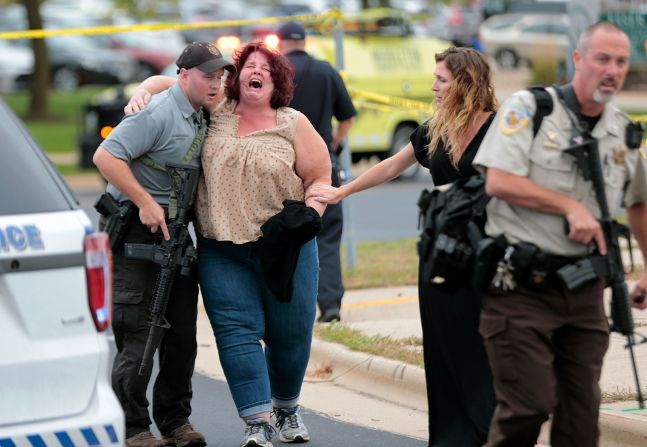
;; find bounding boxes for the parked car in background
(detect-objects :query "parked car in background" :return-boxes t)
[88,29,186,82]
[417,3,483,47]
[0,96,124,447]
[0,4,137,90]
[482,0,568,19]
[46,35,137,90]
[479,13,570,68]
[0,40,33,92]
[0,35,135,91]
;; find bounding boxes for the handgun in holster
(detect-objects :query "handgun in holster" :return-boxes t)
[509,242,549,289]
[94,192,135,250]
[471,234,507,292]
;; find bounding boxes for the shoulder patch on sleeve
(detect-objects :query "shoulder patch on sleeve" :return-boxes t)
[500,100,531,136]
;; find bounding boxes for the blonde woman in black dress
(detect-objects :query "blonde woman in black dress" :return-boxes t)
[307,46,498,446]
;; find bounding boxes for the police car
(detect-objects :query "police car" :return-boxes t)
[0,98,124,446]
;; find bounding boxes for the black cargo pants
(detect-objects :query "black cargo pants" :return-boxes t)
[109,219,199,438]
[316,163,345,314]
[479,279,609,447]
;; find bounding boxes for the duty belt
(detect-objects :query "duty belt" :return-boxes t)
[505,242,608,290]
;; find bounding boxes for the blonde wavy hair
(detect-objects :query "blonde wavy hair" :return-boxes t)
[426,47,497,166]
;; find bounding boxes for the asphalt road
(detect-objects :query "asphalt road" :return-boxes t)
[108,341,427,447]
[173,372,425,446]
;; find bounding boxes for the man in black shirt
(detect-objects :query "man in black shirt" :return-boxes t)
[277,21,356,322]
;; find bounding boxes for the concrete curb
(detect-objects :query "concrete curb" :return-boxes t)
[308,338,427,412]
[309,337,647,446]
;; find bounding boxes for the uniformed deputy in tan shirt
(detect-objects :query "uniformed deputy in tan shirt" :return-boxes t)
[472,22,647,447]
[474,87,647,257]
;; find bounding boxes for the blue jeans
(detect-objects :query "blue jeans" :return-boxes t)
[197,235,318,418]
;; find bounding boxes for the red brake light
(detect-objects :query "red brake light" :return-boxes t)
[85,232,112,332]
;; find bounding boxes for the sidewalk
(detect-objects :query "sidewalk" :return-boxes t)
[314,285,647,446]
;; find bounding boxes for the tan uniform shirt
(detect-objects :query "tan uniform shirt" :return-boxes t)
[195,99,305,244]
[473,87,647,257]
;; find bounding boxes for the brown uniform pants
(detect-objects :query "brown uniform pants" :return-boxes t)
[479,279,609,447]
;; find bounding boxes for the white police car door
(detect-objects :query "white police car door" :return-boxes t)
[0,98,121,446]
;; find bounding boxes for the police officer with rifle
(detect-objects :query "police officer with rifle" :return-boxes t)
[473,22,647,447]
[124,163,199,379]
[93,42,234,447]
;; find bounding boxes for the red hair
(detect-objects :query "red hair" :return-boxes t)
[224,41,294,109]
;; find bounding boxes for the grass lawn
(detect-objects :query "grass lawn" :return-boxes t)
[315,323,424,368]
[1,86,104,153]
[342,238,418,289]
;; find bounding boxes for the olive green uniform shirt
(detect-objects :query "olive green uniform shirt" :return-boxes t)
[473,87,647,257]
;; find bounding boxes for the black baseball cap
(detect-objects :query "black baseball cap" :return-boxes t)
[277,21,306,41]
[176,42,236,74]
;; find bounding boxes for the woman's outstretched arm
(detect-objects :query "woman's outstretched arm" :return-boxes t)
[306,142,417,204]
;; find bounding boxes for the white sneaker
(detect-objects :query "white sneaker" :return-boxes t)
[240,420,275,447]
[272,406,310,443]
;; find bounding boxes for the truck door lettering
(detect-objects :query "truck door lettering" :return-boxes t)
[372,48,420,71]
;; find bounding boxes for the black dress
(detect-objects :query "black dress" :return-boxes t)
[410,115,496,447]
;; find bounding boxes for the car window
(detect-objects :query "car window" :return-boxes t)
[522,23,550,33]
[549,24,568,35]
[490,21,516,30]
[48,35,98,51]
[0,101,74,215]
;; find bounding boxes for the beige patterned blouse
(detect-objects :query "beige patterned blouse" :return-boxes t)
[195,99,305,243]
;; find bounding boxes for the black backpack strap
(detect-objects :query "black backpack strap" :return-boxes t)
[553,83,591,134]
[554,83,581,118]
[527,86,553,137]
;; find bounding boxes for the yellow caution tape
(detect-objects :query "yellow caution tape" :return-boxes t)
[0,8,343,40]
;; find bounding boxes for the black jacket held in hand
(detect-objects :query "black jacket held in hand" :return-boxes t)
[259,200,322,302]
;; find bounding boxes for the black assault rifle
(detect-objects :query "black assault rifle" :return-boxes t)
[565,137,646,408]
[125,162,200,377]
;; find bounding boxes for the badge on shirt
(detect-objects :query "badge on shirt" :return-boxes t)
[543,131,560,149]
[500,101,530,136]
[612,145,627,165]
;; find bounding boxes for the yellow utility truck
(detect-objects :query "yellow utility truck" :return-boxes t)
[306,9,450,177]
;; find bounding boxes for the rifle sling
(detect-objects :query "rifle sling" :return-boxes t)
[139,112,207,172]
